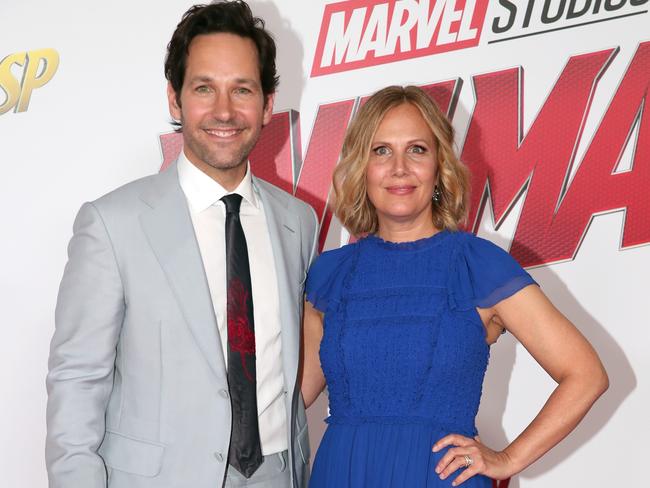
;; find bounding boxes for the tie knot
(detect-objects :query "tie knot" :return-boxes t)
[221,193,243,214]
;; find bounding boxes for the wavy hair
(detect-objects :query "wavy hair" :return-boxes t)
[165,1,278,112]
[333,85,470,235]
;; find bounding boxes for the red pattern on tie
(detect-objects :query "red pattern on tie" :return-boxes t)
[226,278,256,382]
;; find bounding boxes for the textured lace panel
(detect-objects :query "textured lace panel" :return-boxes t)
[344,287,445,320]
[365,229,450,251]
[320,240,362,414]
[420,311,489,429]
[311,230,527,428]
[340,316,440,417]
[353,239,449,292]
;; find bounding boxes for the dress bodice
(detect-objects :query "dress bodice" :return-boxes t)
[307,230,536,435]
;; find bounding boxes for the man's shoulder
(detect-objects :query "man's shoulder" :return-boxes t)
[254,177,316,221]
[91,166,175,214]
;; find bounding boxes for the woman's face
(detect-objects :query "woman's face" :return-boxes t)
[366,103,438,230]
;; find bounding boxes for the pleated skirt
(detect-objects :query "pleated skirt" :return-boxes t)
[310,422,492,488]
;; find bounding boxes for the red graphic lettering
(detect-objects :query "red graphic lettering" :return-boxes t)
[158,80,458,250]
[160,130,182,171]
[533,42,650,263]
[462,48,618,267]
[278,101,356,250]
[312,0,489,77]
[248,110,297,194]
[160,44,650,265]
[159,103,355,250]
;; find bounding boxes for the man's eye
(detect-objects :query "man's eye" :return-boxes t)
[235,87,252,95]
[372,146,390,156]
[196,85,211,94]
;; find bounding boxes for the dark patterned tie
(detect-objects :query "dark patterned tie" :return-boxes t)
[221,193,263,478]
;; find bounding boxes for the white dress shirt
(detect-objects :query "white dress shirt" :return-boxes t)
[178,152,287,455]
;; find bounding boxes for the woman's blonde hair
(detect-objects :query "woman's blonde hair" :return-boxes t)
[332,85,470,236]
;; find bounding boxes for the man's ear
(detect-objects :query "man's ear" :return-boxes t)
[262,92,275,126]
[167,82,182,121]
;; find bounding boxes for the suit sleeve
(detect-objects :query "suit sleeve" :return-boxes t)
[306,204,319,268]
[46,202,125,488]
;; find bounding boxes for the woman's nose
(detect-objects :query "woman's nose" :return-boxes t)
[391,152,408,175]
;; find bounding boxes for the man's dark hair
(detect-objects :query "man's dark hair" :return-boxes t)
[165,1,279,105]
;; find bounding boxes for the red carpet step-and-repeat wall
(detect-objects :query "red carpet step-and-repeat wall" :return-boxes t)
[1,1,648,486]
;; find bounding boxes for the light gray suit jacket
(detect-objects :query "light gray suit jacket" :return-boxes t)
[46,163,318,488]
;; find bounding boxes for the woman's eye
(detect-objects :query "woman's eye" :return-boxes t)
[410,145,426,154]
[373,146,390,156]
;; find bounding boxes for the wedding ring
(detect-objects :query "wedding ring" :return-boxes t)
[463,455,473,468]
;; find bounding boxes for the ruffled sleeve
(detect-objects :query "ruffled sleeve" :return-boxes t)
[305,243,356,313]
[448,233,537,311]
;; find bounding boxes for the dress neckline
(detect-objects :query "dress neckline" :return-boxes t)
[364,229,450,251]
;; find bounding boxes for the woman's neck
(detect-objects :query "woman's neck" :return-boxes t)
[376,220,439,243]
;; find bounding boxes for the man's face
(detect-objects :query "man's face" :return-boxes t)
[168,32,274,179]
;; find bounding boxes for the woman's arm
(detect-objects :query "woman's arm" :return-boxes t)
[434,284,608,485]
[300,300,327,408]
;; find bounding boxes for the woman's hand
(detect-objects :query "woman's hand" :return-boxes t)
[432,434,514,486]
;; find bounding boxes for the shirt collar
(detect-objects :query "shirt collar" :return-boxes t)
[177,150,259,213]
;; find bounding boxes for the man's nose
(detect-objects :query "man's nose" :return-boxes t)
[211,91,235,122]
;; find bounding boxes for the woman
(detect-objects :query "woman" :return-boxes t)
[300,86,608,487]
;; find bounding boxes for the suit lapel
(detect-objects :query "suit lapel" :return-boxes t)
[139,164,226,380]
[254,177,301,396]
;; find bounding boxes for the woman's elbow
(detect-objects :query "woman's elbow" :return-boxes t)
[580,360,609,402]
[593,363,609,397]
[577,345,609,400]
[566,357,609,403]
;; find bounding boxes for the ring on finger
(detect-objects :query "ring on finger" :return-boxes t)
[463,455,473,468]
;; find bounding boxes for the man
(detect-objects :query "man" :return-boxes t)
[46,2,317,487]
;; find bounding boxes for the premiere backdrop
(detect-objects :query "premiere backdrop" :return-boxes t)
[1,1,648,486]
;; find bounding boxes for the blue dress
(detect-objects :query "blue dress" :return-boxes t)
[305,230,536,487]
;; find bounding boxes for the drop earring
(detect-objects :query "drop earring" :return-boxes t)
[432,185,441,204]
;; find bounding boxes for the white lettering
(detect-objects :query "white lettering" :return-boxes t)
[415,0,447,50]
[458,0,478,41]
[318,0,483,70]
[356,3,389,61]
[382,0,419,55]
[320,7,367,68]
[438,0,462,45]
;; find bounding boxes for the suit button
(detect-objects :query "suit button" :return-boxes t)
[218,389,229,399]
[214,452,224,462]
